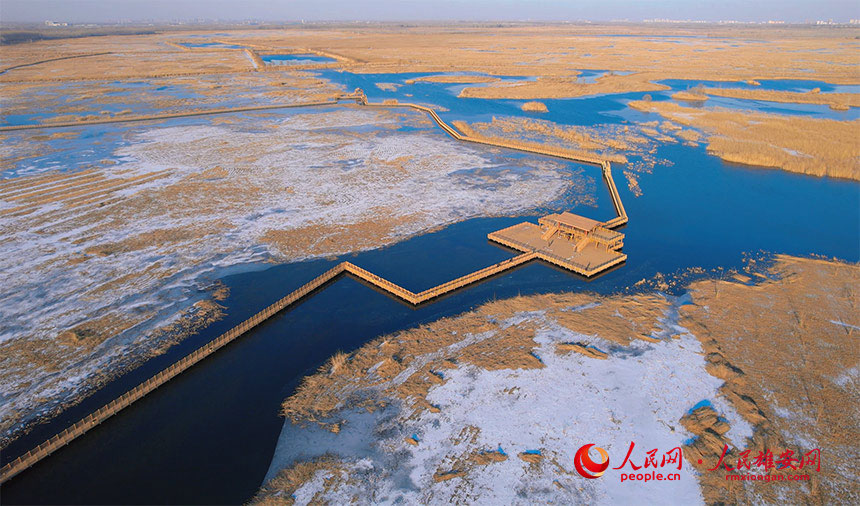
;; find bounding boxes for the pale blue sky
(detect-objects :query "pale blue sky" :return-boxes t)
[2,0,857,23]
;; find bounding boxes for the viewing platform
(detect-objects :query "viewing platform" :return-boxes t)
[488,212,627,277]
[539,211,624,249]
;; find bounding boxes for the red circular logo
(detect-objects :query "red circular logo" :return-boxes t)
[574,444,610,479]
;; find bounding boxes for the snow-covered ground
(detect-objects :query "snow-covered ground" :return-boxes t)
[262,303,752,504]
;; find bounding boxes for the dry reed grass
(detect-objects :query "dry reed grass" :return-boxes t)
[324,351,349,375]
[630,100,860,180]
[521,101,548,112]
[680,255,859,504]
[252,455,343,506]
[702,87,859,110]
[404,75,501,84]
[458,74,670,99]
[672,89,709,102]
[453,118,630,164]
[279,289,670,428]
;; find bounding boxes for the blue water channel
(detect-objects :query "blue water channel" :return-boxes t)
[178,42,247,49]
[1,70,858,504]
[260,53,336,65]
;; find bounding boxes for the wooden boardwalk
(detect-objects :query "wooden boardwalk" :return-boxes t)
[0,52,113,76]
[244,49,265,69]
[488,226,627,277]
[361,95,627,227]
[0,90,629,484]
[0,253,537,483]
[0,100,345,132]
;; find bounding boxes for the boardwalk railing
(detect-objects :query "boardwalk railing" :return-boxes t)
[0,253,539,483]
[414,252,537,302]
[0,263,344,483]
[0,90,630,485]
[0,101,341,132]
[341,253,537,305]
[244,49,265,70]
[342,262,419,303]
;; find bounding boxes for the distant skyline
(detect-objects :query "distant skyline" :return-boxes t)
[2,0,858,24]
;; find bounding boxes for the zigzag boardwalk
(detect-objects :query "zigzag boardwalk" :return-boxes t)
[0,253,537,482]
[342,252,538,305]
[0,89,629,484]
[0,263,343,483]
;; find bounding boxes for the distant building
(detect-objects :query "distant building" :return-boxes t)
[44,21,69,27]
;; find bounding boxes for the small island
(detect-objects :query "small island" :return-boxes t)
[521,101,548,112]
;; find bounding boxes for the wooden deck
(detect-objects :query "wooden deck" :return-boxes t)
[488,222,627,277]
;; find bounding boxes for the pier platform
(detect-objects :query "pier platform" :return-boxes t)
[488,212,626,277]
